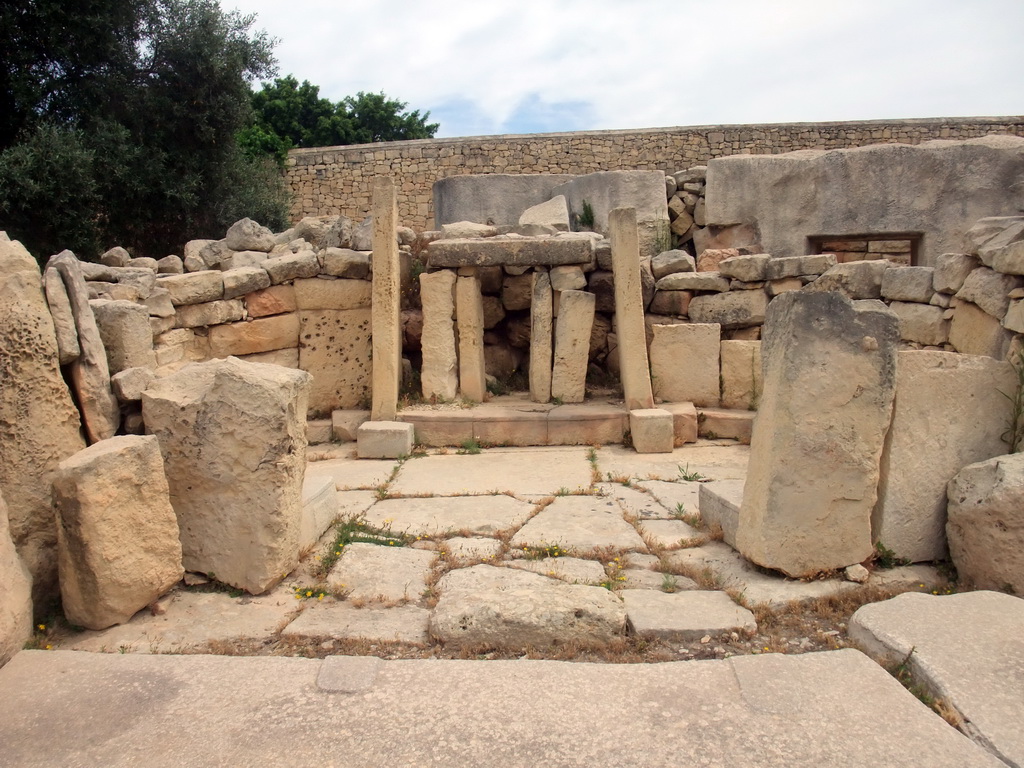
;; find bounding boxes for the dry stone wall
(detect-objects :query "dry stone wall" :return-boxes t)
[286,117,1024,231]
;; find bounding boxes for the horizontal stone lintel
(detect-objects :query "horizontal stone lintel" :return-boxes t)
[427,237,593,268]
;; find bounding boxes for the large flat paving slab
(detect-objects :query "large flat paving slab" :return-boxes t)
[282,603,430,645]
[306,456,398,490]
[594,442,749,482]
[390,447,593,496]
[327,543,436,603]
[622,589,757,640]
[510,495,648,553]
[0,649,1002,767]
[849,590,1024,767]
[361,495,534,536]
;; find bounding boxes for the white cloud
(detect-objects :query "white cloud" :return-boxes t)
[226,0,1024,137]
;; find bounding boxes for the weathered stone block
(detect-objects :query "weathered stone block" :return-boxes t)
[660,402,699,445]
[298,309,372,416]
[551,290,595,404]
[651,250,696,279]
[888,302,950,346]
[519,195,570,231]
[0,490,32,668]
[955,266,1022,319]
[719,254,771,282]
[332,409,370,442]
[948,301,1013,359]
[874,351,1014,562]
[720,340,761,410]
[881,266,934,303]
[932,253,978,293]
[321,248,370,279]
[222,266,271,299]
[245,284,297,317]
[293,278,371,311]
[53,435,183,630]
[419,270,458,401]
[529,271,553,402]
[655,272,729,292]
[158,271,224,306]
[208,314,300,357]
[736,292,898,578]
[90,299,157,373]
[142,358,311,594]
[763,254,836,280]
[263,250,319,285]
[428,235,593,268]
[172,299,245,329]
[456,274,487,402]
[688,290,768,329]
[806,260,892,299]
[225,218,275,252]
[947,453,1024,594]
[629,409,675,454]
[356,421,414,459]
[649,323,721,407]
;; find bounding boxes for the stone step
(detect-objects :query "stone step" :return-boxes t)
[698,478,745,546]
[299,475,339,552]
[697,407,754,443]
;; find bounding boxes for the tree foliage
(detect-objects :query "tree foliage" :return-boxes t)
[0,0,290,262]
[242,75,439,158]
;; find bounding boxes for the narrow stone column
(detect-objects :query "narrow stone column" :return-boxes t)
[370,176,400,421]
[456,272,486,402]
[529,270,553,402]
[609,207,655,410]
[419,270,458,401]
[551,289,595,403]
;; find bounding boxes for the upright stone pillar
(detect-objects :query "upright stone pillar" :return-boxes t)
[456,272,487,402]
[419,270,458,401]
[609,207,655,410]
[371,176,401,421]
[530,270,554,402]
[736,291,898,578]
[551,289,595,403]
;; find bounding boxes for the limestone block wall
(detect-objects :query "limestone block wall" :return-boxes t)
[285,117,1024,231]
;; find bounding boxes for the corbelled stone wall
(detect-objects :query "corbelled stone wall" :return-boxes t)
[286,116,1024,231]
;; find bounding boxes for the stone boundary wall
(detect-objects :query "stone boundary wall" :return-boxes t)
[285,117,1024,231]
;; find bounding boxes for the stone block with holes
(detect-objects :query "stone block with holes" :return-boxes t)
[629,409,674,454]
[356,421,414,459]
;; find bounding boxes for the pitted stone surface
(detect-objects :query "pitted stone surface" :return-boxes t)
[850,591,1024,768]
[510,495,647,553]
[361,495,534,537]
[623,589,756,640]
[327,543,435,602]
[283,603,430,645]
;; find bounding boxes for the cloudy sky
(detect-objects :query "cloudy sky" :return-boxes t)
[226,0,1023,139]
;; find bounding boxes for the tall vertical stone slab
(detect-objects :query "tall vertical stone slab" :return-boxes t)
[873,351,1014,562]
[48,251,120,442]
[551,290,595,403]
[142,358,312,594]
[419,270,458,401]
[42,267,80,364]
[649,323,721,406]
[0,489,32,668]
[609,207,655,409]
[371,176,401,421]
[52,435,183,630]
[0,239,86,603]
[736,292,899,578]
[530,270,554,402]
[456,273,486,402]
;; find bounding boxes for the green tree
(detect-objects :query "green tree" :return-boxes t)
[0,0,289,262]
[243,76,439,157]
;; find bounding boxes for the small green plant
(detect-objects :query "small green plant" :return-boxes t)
[551,396,564,406]
[661,573,679,593]
[577,199,595,230]
[874,542,911,569]
[678,464,707,482]
[314,516,413,578]
[520,544,567,560]
[457,438,481,455]
[599,556,628,590]
[292,585,329,601]
[999,349,1024,452]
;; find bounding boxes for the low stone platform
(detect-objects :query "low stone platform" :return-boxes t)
[0,649,1002,767]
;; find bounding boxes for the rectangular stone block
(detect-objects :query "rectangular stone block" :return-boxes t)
[456,274,487,402]
[419,270,458,401]
[357,421,414,459]
[889,302,950,346]
[475,410,548,447]
[949,301,1013,359]
[547,404,626,445]
[698,408,754,444]
[236,347,300,368]
[397,410,472,447]
[298,309,372,416]
[720,340,762,410]
[629,408,674,454]
[736,291,898,578]
[529,271,553,403]
[172,299,245,329]
[610,207,655,410]
[293,278,371,310]
[300,475,339,553]
[208,313,300,357]
[331,409,370,442]
[551,290,595,404]
[245,285,297,318]
[158,271,224,306]
[371,177,401,421]
[873,351,1015,562]
[698,479,745,546]
[650,323,721,407]
[427,235,593,268]
[688,290,768,329]
[306,419,333,445]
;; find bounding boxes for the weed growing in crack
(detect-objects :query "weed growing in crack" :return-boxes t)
[314,517,413,579]
[677,464,707,482]
[457,438,482,455]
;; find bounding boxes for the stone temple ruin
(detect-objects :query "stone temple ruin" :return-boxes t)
[1,127,1024,766]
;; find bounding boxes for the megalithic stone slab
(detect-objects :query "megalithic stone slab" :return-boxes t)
[0,489,32,668]
[427,235,593,268]
[529,270,554,402]
[551,290,595,404]
[736,291,898,578]
[43,267,80,364]
[0,241,86,603]
[609,207,655,410]
[456,273,486,402]
[142,358,312,594]
[371,176,401,421]
[48,251,120,443]
[419,270,458,401]
[52,435,183,631]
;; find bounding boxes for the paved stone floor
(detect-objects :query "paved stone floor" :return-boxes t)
[13,440,1020,767]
